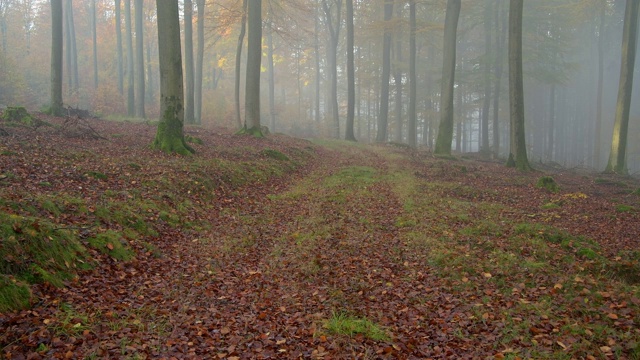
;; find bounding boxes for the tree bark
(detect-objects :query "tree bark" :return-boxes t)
[605,0,639,174]
[65,0,78,92]
[322,0,342,139]
[124,0,135,116]
[91,0,98,88]
[594,4,605,170]
[393,3,403,144]
[481,0,492,154]
[546,84,555,161]
[234,0,247,129]
[345,0,356,141]
[134,0,145,118]
[314,2,321,124]
[50,0,63,116]
[243,0,262,135]
[267,14,276,131]
[376,0,393,143]
[492,1,506,158]
[184,0,195,124]
[154,0,193,155]
[115,0,124,95]
[194,0,205,124]
[408,0,417,148]
[506,0,531,170]
[434,0,461,155]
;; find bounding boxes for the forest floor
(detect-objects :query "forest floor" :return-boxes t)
[1,114,640,359]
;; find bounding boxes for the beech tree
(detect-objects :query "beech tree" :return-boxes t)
[322,0,342,138]
[194,0,205,124]
[234,0,247,129]
[184,0,195,124]
[153,0,194,155]
[375,0,393,143]
[605,0,639,174]
[50,0,63,116]
[345,0,356,141]
[64,0,78,94]
[434,0,461,155]
[134,0,145,118]
[407,0,417,148]
[91,0,98,88]
[240,0,263,136]
[125,0,134,116]
[115,0,124,94]
[506,0,531,170]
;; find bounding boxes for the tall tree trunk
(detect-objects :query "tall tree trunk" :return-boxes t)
[234,0,247,129]
[594,4,605,170]
[50,0,63,116]
[345,0,356,141]
[434,0,461,155]
[146,35,153,103]
[134,0,145,118]
[91,0,98,88]
[0,1,7,54]
[184,0,194,124]
[492,0,506,158]
[194,0,205,124]
[154,0,193,155]
[546,84,555,161]
[267,15,276,131]
[481,0,492,154]
[64,0,78,92]
[408,0,417,148]
[243,0,262,135]
[605,0,639,174]
[376,0,393,143]
[322,0,342,138]
[506,0,531,170]
[116,0,124,95]
[393,3,403,144]
[124,0,135,116]
[314,2,321,124]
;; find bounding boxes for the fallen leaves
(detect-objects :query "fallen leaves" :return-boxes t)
[1,118,639,358]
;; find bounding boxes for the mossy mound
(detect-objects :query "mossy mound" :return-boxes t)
[2,106,47,128]
[536,176,559,193]
[262,149,289,161]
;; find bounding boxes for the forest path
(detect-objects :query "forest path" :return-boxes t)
[2,126,639,359]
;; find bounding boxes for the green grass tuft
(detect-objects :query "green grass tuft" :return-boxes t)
[615,204,635,213]
[0,275,32,312]
[86,230,135,261]
[323,312,389,341]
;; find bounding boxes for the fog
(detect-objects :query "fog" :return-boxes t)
[0,0,637,173]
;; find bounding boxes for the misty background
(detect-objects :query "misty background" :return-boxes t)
[0,0,638,173]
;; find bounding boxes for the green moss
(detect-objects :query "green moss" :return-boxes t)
[153,99,195,155]
[185,134,204,145]
[262,149,289,161]
[85,171,107,180]
[541,202,561,210]
[536,176,559,193]
[128,162,142,170]
[615,204,635,213]
[236,125,265,137]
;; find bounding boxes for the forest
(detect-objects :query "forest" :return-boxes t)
[1,0,640,358]
[0,0,638,171]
